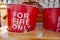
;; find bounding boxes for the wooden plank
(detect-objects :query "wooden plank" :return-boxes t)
[0,23,60,40]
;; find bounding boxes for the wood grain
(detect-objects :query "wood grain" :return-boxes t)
[0,24,60,40]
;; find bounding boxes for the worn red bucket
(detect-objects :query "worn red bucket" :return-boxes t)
[43,8,60,32]
[7,4,39,32]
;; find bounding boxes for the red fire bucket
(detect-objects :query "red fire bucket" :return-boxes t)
[43,8,60,32]
[7,4,39,32]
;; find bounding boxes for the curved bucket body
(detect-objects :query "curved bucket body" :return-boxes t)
[43,8,60,32]
[7,4,39,32]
